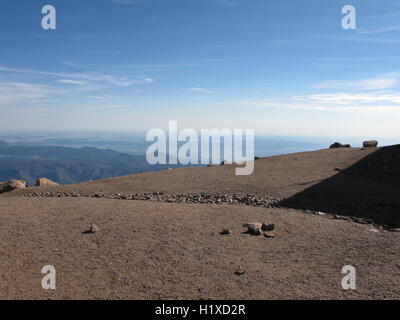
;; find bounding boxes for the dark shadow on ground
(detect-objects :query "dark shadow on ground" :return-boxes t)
[279,145,400,228]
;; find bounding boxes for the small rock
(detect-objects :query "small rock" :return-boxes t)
[243,222,262,235]
[263,231,275,238]
[329,142,351,149]
[334,167,343,172]
[0,179,26,194]
[90,224,100,233]
[363,140,378,148]
[234,266,246,275]
[261,223,275,231]
[331,215,351,221]
[220,229,231,235]
[35,177,59,187]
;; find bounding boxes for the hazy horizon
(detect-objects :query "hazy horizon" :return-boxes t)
[0,131,398,158]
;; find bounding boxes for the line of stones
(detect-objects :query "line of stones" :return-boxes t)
[24,191,281,208]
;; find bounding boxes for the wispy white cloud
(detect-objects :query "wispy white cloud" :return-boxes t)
[0,81,123,112]
[57,79,87,85]
[0,82,47,102]
[216,75,400,115]
[322,34,400,44]
[60,60,82,68]
[358,26,400,34]
[313,76,398,91]
[233,97,400,115]
[0,66,153,88]
[293,93,400,106]
[188,87,215,94]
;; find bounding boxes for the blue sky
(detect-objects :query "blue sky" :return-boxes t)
[1,0,400,139]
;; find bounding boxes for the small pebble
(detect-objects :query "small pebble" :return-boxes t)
[263,231,275,238]
[234,266,246,276]
[90,224,100,233]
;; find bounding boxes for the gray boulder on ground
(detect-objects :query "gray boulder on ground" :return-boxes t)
[329,142,351,149]
[35,177,60,187]
[363,140,378,148]
[0,180,27,194]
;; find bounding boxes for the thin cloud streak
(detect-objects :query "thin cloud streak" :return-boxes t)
[358,26,400,34]
[0,66,153,87]
[188,87,215,94]
[313,77,398,91]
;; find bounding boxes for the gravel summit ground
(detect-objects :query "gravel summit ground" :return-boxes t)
[1,146,400,299]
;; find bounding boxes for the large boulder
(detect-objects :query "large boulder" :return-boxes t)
[363,140,378,148]
[35,177,60,187]
[0,179,27,194]
[329,142,351,149]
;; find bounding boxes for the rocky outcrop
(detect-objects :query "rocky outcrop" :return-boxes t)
[363,140,378,148]
[329,142,351,149]
[35,178,60,187]
[0,180,26,194]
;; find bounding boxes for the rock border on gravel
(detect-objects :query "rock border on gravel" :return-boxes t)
[24,191,280,208]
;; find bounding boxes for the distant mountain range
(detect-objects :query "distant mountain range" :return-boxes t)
[0,141,181,185]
